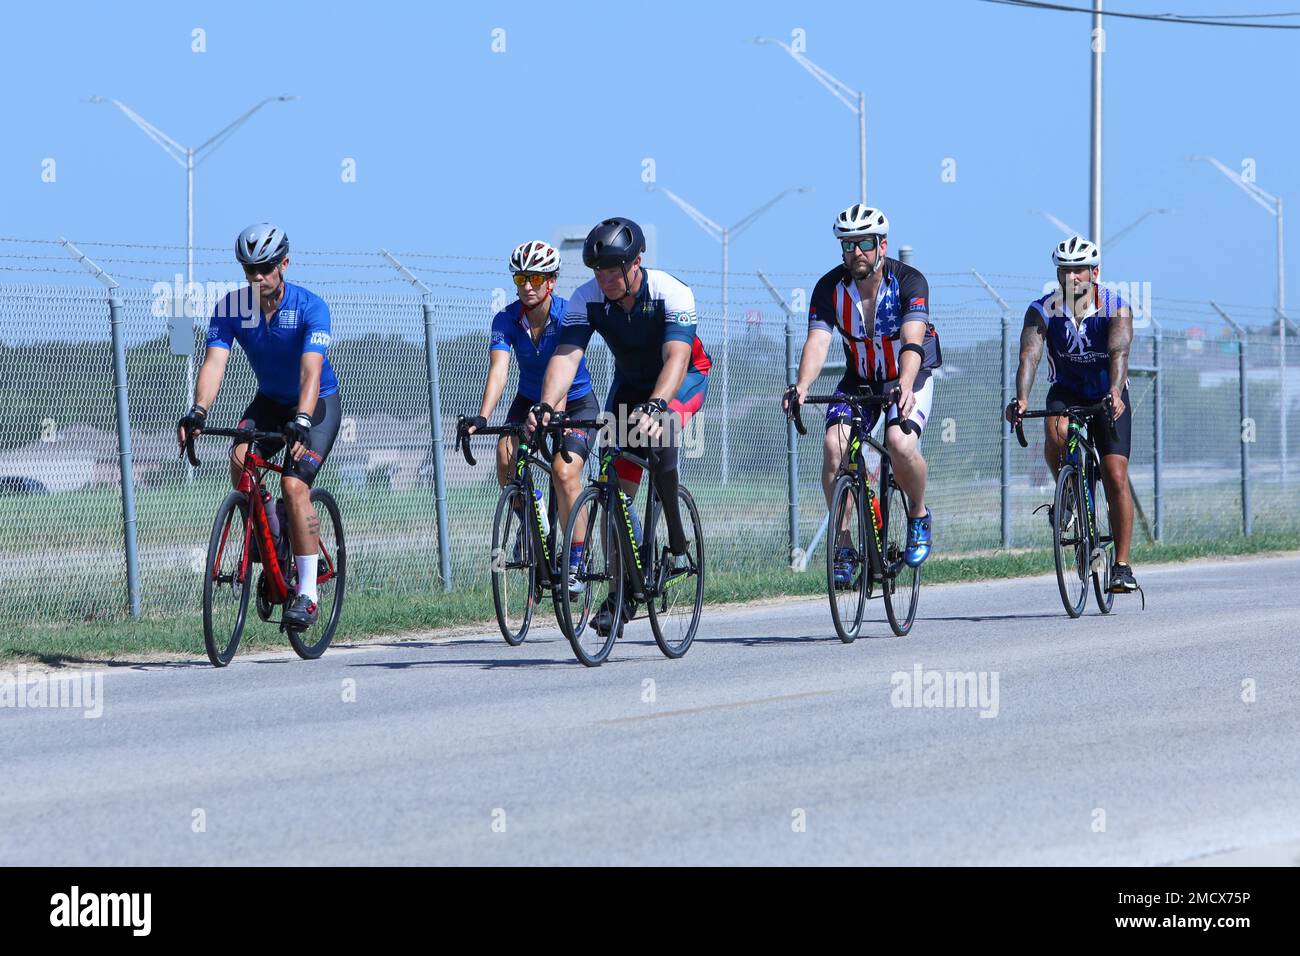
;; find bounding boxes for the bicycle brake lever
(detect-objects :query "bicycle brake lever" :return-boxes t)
[1015,421,1028,448]
[185,433,200,467]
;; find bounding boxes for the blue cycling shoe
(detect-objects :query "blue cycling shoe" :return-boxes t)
[833,547,859,589]
[905,509,932,567]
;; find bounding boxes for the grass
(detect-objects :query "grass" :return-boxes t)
[5,529,1296,665]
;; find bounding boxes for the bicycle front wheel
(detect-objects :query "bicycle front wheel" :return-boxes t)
[490,483,536,646]
[646,484,705,659]
[1053,464,1089,618]
[827,474,868,643]
[287,488,346,660]
[562,485,622,667]
[882,476,921,636]
[203,491,253,667]
[1087,466,1115,614]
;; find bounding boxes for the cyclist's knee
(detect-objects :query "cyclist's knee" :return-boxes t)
[553,453,585,488]
[282,475,310,506]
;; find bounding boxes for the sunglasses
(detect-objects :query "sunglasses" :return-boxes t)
[512,273,551,288]
[243,259,282,276]
[841,238,879,253]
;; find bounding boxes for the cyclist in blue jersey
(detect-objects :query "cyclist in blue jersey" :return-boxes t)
[1006,235,1138,593]
[785,204,942,584]
[465,240,600,594]
[176,223,342,628]
[531,217,712,637]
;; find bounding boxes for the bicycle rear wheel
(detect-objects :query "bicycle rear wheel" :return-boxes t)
[1053,464,1089,618]
[882,476,921,636]
[562,486,622,666]
[490,484,536,646]
[646,485,705,659]
[287,488,346,660]
[1087,465,1115,614]
[203,491,253,667]
[827,474,868,643]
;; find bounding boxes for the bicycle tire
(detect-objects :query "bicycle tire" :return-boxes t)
[203,491,253,667]
[562,485,622,666]
[490,483,535,646]
[827,474,868,643]
[1053,464,1089,618]
[1087,464,1115,614]
[882,475,921,636]
[285,488,346,660]
[645,484,705,659]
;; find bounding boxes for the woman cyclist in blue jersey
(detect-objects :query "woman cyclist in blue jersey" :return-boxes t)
[465,240,600,594]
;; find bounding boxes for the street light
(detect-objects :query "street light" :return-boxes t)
[649,183,812,483]
[1191,153,1288,483]
[86,95,298,297]
[1031,208,1170,250]
[753,37,866,204]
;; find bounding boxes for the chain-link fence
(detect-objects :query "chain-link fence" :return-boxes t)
[1,240,1296,628]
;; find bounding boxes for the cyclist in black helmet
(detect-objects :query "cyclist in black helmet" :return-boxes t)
[531,217,712,637]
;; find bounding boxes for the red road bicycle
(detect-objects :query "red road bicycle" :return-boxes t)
[185,427,346,666]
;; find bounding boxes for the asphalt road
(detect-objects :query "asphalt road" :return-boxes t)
[2,555,1298,866]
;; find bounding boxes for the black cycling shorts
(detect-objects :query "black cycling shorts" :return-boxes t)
[504,390,601,460]
[1045,383,1131,459]
[237,391,342,487]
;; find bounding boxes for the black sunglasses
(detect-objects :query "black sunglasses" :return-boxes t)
[840,237,879,253]
[243,259,282,276]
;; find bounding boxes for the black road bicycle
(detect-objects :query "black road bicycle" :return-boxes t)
[788,389,921,642]
[552,417,705,667]
[1013,398,1116,618]
[456,418,569,645]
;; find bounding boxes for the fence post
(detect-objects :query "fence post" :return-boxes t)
[973,271,1013,548]
[1151,318,1163,541]
[383,250,453,591]
[1212,302,1250,536]
[60,238,141,617]
[758,271,800,564]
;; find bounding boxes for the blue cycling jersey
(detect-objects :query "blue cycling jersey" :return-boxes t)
[489,294,592,403]
[1028,285,1129,400]
[206,282,339,405]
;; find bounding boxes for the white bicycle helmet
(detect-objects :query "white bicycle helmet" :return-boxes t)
[1052,235,1100,267]
[236,222,289,265]
[832,204,889,239]
[509,240,561,274]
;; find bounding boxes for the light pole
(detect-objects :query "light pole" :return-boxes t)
[649,184,812,483]
[87,95,297,298]
[754,37,865,204]
[1192,154,1288,483]
[1090,0,1104,251]
[1032,208,1169,249]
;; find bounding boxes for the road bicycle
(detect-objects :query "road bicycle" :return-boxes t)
[185,427,346,665]
[788,389,921,642]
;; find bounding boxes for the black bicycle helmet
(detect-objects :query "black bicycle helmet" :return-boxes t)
[582,217,645,269]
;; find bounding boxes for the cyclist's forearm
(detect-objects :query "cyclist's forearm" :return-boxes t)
[897,323,924,389]
[1108,310,1134,392]
[1016,338,1044,403]
[539,348,582,408]
[297,355,323,415]
[478,360,509,419]
[796,332,831,388]
[651,346,690,403]
[193,348,228,410]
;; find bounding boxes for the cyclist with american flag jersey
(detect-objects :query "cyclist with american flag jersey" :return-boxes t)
[785,204,942,582]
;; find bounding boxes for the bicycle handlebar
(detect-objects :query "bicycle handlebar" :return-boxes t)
[181,426,287,467]
[454,417,553,469]
[1011,398,1116,449]
[785,388,915,437]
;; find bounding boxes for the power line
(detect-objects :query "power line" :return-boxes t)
[979,0,1300,28]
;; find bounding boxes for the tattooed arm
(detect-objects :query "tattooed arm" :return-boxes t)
[1008,306,1047,421]
[1107,306,1134,419]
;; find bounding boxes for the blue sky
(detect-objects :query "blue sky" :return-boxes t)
[3,0,1295,326]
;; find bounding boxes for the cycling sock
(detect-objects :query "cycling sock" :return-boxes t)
[295,554,318,602]
[569,541,585,568]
